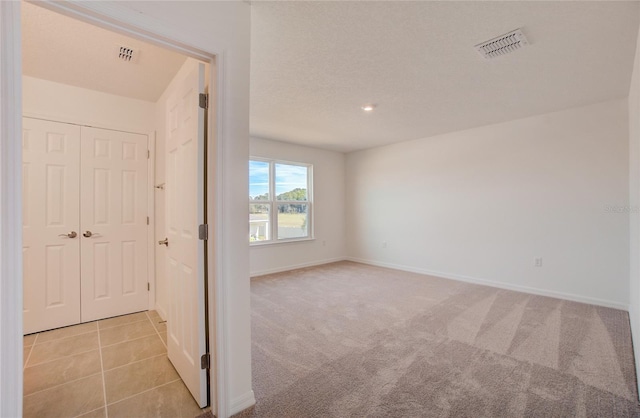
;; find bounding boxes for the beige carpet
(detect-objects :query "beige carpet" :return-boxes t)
[234,261,640,417]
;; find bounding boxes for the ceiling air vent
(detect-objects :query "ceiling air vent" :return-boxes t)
[475,29,529,59]
[116,46,138,63]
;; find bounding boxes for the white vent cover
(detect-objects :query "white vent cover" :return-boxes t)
[475,29,529,59]
[116,46,138,63]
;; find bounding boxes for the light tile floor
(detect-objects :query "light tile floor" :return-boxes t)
[23,311,205,418]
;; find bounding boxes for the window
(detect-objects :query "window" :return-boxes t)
[249,159,312,244]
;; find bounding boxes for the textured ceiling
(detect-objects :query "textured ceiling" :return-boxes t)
[250,1,640,152]
[22,2,187,102]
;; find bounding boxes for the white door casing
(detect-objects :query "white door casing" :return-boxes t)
[80,127,149,322]
[166,61,208,407]
[22,118,81,334]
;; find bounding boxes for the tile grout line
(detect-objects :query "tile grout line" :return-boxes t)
[71,405,105,418]
[100,331,163,349]
[25,346,100,368]
[24,313,166,416]
[139,312,201,412]
[105,311,176,418]
[96,323,110,418]
[98,316,151,331]
[100,330,159,349]
[103,352,169,373]
[33,323,98,346]
[24,313,164,416]
[146,310,168,350]
[24,314,160,391]
[23,371,104,398]
[98,313,159,348]
[105,378,182,407]
[23,333,38,370]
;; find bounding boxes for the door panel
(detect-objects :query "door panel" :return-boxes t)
[22,118,81,334]
[80,127,149,322]
[166,61,208,407]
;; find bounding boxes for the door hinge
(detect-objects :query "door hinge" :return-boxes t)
[198,224,208,240]
[147,149,150,159]
[200,353,210,370]
[199,93,208,110]
[147,282,150,291]
[146,216,149,225]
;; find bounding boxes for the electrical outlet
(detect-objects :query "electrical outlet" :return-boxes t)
[534,257,543,267]
[382,241,387,249]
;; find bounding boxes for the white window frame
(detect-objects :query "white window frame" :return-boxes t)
[250,158,313,245]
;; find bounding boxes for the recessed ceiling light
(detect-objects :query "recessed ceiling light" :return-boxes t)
[361,104,377,112]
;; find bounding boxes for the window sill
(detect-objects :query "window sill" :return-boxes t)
[250,237,315,247]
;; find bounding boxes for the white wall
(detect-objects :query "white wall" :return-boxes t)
[347,99,630,309]
[250,137,346,276]
[23,75,155,134]
[628,9,640,397]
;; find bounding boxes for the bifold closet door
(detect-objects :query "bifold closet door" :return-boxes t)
[80,127,149,322]
[23,118,81,335]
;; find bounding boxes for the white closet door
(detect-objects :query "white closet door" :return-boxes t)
[23,118,81,335]
[80,127,149,322]
[166,61,208,407]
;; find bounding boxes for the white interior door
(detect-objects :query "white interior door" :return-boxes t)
[22,118,81,334]
[80,127,149,322]
[165,61,208,407]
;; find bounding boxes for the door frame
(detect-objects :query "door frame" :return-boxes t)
[0,2,231,417]
[0,3,24,417]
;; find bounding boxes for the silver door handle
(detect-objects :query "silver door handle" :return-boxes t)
[158,238,168,247]
[82,230,101,238]
[58,231,77,238]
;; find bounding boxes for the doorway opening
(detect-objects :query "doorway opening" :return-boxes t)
[21,2,213,416]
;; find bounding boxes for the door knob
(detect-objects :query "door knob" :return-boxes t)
[158,238,169,247]
[83,231,92,238]
[58,231,77,238]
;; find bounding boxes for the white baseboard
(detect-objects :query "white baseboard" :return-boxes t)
[250,257,347,278]
[347,257,629,311]
[154,304,167,322]
[229,390,256,416]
